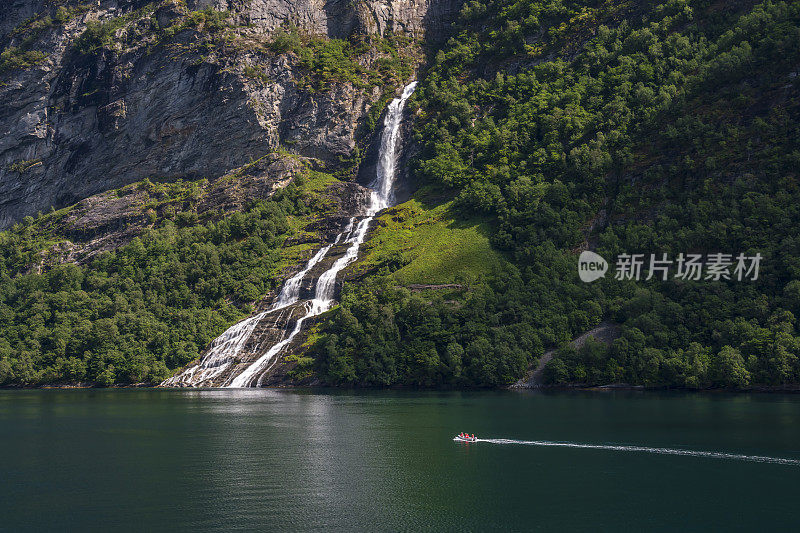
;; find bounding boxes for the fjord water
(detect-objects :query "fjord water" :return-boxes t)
[2,390,799,531]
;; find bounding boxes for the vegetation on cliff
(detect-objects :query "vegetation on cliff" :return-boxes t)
[260,25,418,92]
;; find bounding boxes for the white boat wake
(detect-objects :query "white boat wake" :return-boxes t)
[466,438,800,465]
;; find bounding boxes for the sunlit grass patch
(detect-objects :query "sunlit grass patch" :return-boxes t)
[357,199,505,285]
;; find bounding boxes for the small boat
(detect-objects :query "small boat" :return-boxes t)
[454,433,478,443]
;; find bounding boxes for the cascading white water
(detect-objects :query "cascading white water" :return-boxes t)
[271,243,333,311]
[162,237,334,386]
[160,311,266,386]
[162,81,417,388]
[229,216,374,387]
[310,217,372,314]
[368,81,418,213]
[227,81,417,388]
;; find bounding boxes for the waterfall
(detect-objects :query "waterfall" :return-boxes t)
[161,236,337,387]
[369,82,418,213]
[271,243,334,311]
[162,81,417,388]
[227,81,417,388]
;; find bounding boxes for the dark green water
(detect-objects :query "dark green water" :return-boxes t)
[1,389,799,531]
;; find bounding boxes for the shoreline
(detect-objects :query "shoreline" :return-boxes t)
[2,382,800,394]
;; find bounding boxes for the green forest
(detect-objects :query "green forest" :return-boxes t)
[1,0,799,389]
[0,175,327,385]
[311,0,800,389]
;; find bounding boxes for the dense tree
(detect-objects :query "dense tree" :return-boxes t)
[313,0,800,389]
[0,177,319,386]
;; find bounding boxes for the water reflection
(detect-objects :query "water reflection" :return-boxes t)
[1,389,799,530]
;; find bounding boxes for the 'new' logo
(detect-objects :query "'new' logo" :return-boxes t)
[578,251,608,282]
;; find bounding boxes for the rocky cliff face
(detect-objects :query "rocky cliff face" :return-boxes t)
[0,0,460,230]
[192,0,460,40]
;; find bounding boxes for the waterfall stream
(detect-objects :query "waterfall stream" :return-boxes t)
[162,81,417,388]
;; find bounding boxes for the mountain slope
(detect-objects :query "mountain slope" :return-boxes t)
[309,0,800,389]
[1,0,799,389]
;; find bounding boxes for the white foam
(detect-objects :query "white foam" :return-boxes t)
[474,438,800,465]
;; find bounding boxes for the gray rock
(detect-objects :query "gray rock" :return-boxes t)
[194,0,461,39]
[0,0,462,229]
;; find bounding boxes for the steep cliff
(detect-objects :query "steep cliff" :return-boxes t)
[198,0,461,39]
[0,0,459,229]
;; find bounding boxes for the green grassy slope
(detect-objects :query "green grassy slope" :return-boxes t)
[355,199,504,285]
